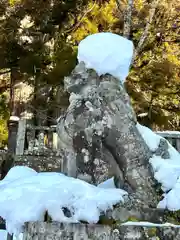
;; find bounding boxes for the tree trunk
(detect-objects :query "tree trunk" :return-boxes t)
[132,0,160,63]
[123,0,134,39]
[9,68,16,116]
[7,68,18,154]
[33,70,40,126]
[57,62,158,210]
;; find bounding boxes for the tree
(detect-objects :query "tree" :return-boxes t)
[0,0,179,147]
[0,0,90,145]
[70,0,180,130]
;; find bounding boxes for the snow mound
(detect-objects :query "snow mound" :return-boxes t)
[0,166,127,235]
[0,230,7,240]
[2,166,37,183]
[136,123,162,151]
[77,32,134,83]
[137,123,180,210]
[97,177,116,189]
[0,230,23,240]
[157,177,180,211]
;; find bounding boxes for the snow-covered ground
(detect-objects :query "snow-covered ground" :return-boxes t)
[0,166,127,235]
[0,123,180,236]
[0,230,7,240]
[1,33,180,237]
[156,130,180,135]
[136,123,180,211]
[0,230,22,240]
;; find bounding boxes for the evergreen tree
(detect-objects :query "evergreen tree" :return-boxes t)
[70,0,180,130]
[0,0,179,146]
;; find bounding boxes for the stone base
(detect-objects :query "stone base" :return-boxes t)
[14,155,63,172]
[23,222,180,240]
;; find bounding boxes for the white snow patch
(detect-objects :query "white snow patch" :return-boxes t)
[156,130,180,135]
[9,116,20,122]
[0,166,127,235]
[85,101,94,112]
[122,222,180,228]
[136,123,161,151]
[157,177,180,211]
[0,230,23,240]
[97,177,116,189]
[168,144,180,163]
[0,230,7,240]
[3,166,37,183]
[78,32,134,83]
[20,16,34,29]
[137,123,180,211]
[150,155,180,191]
[69,93,82,104]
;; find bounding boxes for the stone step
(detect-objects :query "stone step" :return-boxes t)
[23,222,180,240]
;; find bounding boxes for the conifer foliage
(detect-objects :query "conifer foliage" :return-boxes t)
[0,0,179,146]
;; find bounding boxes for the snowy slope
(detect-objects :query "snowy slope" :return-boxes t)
[78,32,134,83]
[0,125,180,236]
[137,123,180,211]
[0,230,22,240]
[0,166,127,235]
[0,230,7,240]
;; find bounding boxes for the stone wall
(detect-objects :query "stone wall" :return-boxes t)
[23,222,180,240]
[0,152,65,180]
[0,151,11,180]
[14,154,64,173]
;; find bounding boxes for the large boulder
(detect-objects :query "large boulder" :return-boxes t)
[57,62,158,208]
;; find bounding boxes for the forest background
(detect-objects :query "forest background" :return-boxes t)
[0,0,179,147]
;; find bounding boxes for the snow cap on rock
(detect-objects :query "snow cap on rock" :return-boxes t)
[77,32,134,83]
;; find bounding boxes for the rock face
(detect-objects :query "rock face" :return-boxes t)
[57,62,158,208]
[154,138,170,159]
[14,154,63,173]
[23,222,180,240]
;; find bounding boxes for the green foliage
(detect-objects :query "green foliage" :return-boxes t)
[0,118,8,148]
[126,0,180,130]
[0,0,179,145]
[164,210,180,225]
[69,0,180,130]
[72,0,118,42]
[147,228,157,237]
[9,0,20,6]
[0,0,88,125]
[0,94,9,147]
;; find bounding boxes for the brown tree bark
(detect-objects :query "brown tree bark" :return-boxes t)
[123,0,134,39]
[132,0,160,63]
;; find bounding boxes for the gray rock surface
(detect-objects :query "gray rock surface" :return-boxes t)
[57,62,158,208]
[23,222,180,240]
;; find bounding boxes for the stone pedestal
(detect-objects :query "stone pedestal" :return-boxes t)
[23,222,113,240]
[23,222,180,240]
[7,117,19,154]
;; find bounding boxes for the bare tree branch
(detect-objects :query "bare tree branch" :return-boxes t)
[123,0,134,39]
[132,0,160,63]
[64,1,97,34]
